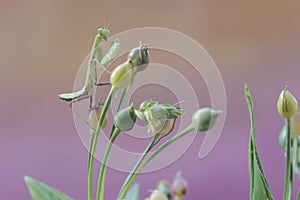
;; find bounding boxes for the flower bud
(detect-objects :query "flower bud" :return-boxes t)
[292,112,300,136]
[128,44,149,73]
[279,126,287,148]
[110,60,133,89]
[87,100,107,130]
[149,190,168,200]
[157,180,171,200]
[171,171,188,198]
[156,119,175,136]
[277,87,298,118]
[114,104,136,131]
[192,108,222,132]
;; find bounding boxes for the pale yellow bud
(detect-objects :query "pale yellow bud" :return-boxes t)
[150,190,168,200]
[277,87,298,118]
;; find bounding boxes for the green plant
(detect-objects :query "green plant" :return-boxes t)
[245,84,300,200]
[24,27,221,200]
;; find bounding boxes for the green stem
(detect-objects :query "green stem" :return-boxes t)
[88,86,116,200]
[117,134,158,198]
[297,187,300,200]
[119,124,195,199]
[283,118,292,200]
[88,131,96,200]
[96,87,128,200]
[96,128,121,200]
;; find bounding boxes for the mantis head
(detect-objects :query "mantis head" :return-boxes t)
[98,28,110,41]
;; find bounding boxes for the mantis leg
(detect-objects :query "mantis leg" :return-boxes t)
[69,92,90,108]
[93,58,111,86]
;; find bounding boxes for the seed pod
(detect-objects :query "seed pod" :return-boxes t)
[128,44,149,73]
[114,104,136,131]
[110,60,133,89]
[149,190,168,200]
[292,112,300,136]
[192,108,222,132]
[157,180,171,200]
[171,172,188,198]
[87,101,108,130]
[277,87,298,119]
[156,119,175,136]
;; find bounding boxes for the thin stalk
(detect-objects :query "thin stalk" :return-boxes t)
[118,134,159,198]
[283,118,292,200]
[118,124,195,199]
[96,128,121,200]
[96,87,129,200]
[88,131,96,200]
[88,86,116,200]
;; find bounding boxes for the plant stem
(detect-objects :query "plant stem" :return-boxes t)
[117,134,158,198]
[96,128,121,200]
[87,86,116,200]
[96,87,128,200]
[118,124,195,199]
[283,118,292,200]
[88,130,96,200]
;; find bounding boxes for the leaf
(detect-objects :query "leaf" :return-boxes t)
[125,183,139,200]
[244,84,274,200]
[24,176,73,200]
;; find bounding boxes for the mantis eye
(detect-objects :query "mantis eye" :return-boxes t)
[98,28,110,41]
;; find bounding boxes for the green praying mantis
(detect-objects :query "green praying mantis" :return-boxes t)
[58,28,120,108]
[58,27,150,110]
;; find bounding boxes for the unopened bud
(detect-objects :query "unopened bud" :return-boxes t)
[110,60,133,89]
[171,171,188,198]
[292,112,300,136]
[279,126,287,148]
[156,119,175,136]
[87,100,107,130]
[150,190,168,200]
[277,87,298,118]
[192,108,222,131]
[114,104,136,131]
[157,180,171,200]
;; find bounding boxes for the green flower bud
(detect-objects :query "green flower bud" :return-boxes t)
[277,87,298,119]
[87,100,107,130]
[150,190,168,200]
[157,180,171,200]
[171,171,188,198]
[192,108,222,132]
[156,119,175,136]
[114,104,136,131]
[279,126,287,148]
[128,44,149,73]
[110,60,133,89]
[292,112,300,136]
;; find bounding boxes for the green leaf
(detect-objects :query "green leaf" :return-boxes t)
[125,183,139,200]
[24,176,73,200]
[244,84,274,200]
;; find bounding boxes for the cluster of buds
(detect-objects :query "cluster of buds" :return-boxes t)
[135,99,184,135]
[145,171,188,200]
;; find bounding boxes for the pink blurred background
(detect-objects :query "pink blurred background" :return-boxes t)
[1,0,300,199]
